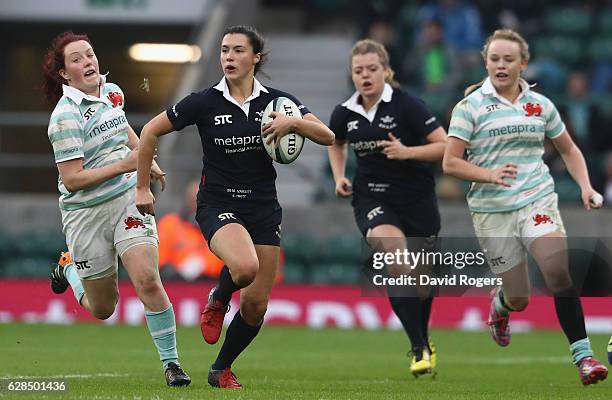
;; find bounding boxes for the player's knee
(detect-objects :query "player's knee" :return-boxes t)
[230,258,259,287]
[241,298,268,325]
[544,271,573,294]
[91,301,117,320]
[506,296,529,311]
[133,274,163,297]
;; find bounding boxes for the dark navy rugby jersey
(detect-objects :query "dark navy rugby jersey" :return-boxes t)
[329,84,440,205]
[167,78,309,204]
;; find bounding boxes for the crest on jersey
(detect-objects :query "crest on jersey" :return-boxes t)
[378,115,397,129]
[107,91,123,108]
[523,102,542,117]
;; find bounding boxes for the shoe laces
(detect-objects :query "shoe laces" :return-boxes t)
[220,368,240,387]
[578,357,598,370]
[167,362,185,374]
[409,346,429,362]
[51,264,65,280]
[207,288,230,312]
[487,315,509,332]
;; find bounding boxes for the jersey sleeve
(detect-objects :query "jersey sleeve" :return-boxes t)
[48,103,85,163]
[328,105,347,141]
[166,92,203,131]
[544,98,566,139]
[403,95,441,138]
[448,99,475,143]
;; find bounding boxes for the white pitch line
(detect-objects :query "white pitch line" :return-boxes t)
[0,373,129,379]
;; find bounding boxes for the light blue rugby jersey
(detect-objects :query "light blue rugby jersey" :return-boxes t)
[448,77,565,213]
[47,76,135,210]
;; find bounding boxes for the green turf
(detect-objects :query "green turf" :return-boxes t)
[1,323,610,399]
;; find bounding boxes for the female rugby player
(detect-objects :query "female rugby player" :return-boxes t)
[443,28,607,385]
[44,31,190,387]
[328,39,447,377]
[135,25,334,388]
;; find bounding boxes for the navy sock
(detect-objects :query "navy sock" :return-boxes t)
[388,296,427,348]
[212,312,262,370]
[214,266,242,306]
[554,295,587,344]
[421,296,433,342]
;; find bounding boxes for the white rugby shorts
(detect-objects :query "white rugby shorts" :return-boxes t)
[61,188,158,279]
[471,193,566,274]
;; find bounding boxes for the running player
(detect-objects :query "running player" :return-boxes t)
[135,25,334,389]
[43,31,190,386]
[443,28,608,385]
[328,39,447,377]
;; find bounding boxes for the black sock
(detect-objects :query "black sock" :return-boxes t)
[214,266,242,306]
[212,312,262,370]
[554,296,587,344]
[388,296,426,349]
[421,296,433,343]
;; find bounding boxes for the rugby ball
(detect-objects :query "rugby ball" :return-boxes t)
[261,97,305,164]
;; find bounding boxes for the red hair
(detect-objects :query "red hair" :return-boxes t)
[42,31,91,103]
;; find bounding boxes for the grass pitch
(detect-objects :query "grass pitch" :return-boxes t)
[1,323,611,399]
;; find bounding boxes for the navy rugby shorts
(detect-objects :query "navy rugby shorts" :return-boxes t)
[352,195,440,238]
[196,200,282,246]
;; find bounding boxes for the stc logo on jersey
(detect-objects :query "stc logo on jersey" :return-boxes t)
[347,120,359,132]
[214,114,233,125]
[83,107,96,121]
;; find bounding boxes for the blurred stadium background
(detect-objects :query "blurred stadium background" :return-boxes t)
[0,0,611,332]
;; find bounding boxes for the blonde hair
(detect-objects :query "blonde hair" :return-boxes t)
[350,39,400,88]
[464,29,530,96]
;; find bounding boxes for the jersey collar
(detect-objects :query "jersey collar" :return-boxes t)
[342,83,393,122]
[481,77,534,103]
[62,73,109,105]
[213,77,269,105]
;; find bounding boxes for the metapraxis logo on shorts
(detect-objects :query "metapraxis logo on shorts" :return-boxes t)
[218,212,236,221]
